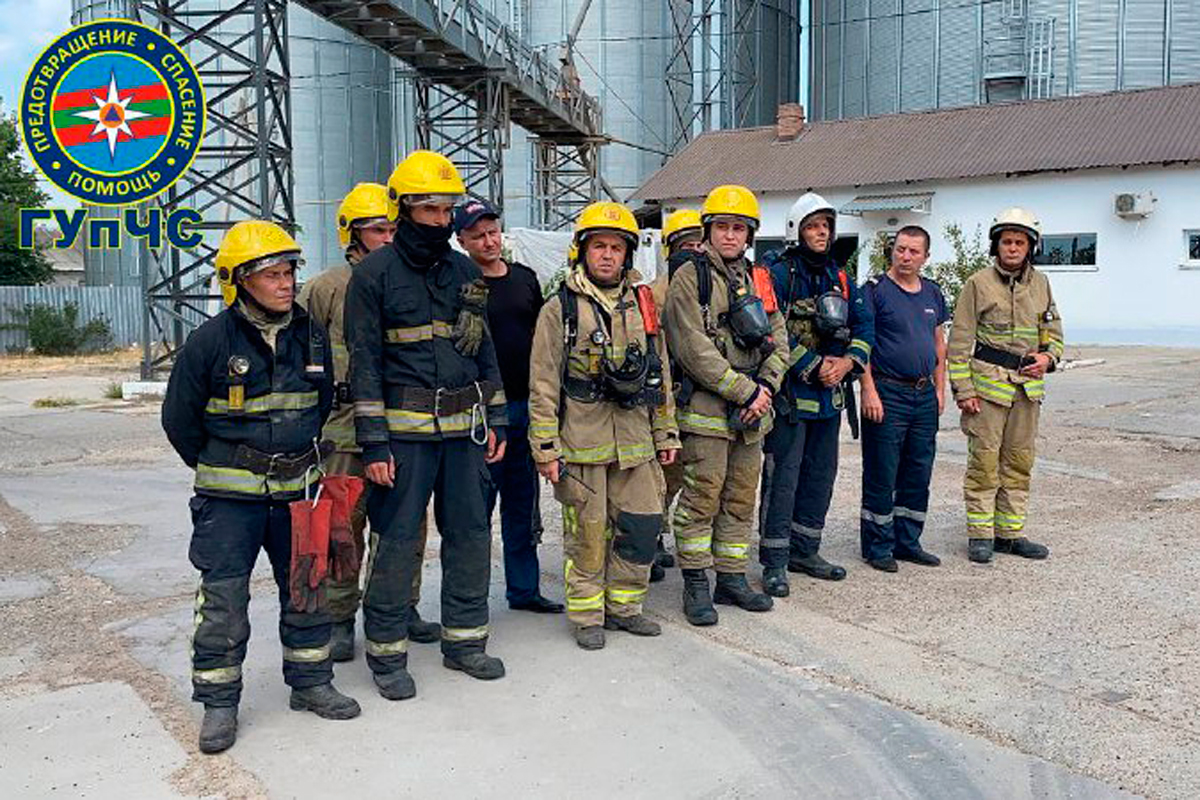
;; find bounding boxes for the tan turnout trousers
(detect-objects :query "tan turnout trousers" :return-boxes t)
[556,461,665,627]
[673,433,762,573]
[961,388,1040,540]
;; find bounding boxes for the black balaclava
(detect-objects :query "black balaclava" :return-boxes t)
[395,216,453,267]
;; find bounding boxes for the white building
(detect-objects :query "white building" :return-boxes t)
[633,85,1200,345]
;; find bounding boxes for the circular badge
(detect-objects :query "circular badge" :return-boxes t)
[19,19,205,206]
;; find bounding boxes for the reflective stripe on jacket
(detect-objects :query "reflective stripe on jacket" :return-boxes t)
[947,261,1064,407]
[161,305,333,501]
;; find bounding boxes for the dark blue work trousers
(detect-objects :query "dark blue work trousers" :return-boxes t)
[758,414,841,567]
[859,380,939,560]
[486,401,543,604]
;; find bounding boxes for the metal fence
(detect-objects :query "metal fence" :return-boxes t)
[0,286,142,352]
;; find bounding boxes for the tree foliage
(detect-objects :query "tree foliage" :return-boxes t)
[0,111,53,285]
[927,223,991,314]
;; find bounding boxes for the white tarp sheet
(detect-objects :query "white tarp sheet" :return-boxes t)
[503,227,663,286]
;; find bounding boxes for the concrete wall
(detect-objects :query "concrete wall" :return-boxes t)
[662,163,1200,344]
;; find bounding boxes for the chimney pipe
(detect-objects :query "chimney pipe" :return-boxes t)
[775,103,805,142]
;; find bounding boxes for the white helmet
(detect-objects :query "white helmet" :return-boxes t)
[785,192,837,245]
[989,207,1042,257]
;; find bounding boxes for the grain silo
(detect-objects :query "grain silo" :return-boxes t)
[810,0,1200,121]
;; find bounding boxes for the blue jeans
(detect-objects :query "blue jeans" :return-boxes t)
[487,401,543,604]
[859,380,939,560]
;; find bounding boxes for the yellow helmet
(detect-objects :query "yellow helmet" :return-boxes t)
[989,206,1042,256]
[337,183,391,249]
[214,221,302,306]
[386,150,466,220]
[700,184,760,231]
[662,209,702,256]
[573,201,639,263]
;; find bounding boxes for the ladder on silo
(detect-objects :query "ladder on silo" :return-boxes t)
[1026,16,1055,99]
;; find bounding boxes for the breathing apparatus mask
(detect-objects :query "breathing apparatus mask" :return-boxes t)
[725,292,773,353]
[597,334,663,409]
[813,291,851,343]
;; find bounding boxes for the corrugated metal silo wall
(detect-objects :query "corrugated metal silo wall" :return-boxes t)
[812,0,1200,122]
[750,0,802,123]
[510,0,671,224]
[288,6,394,281]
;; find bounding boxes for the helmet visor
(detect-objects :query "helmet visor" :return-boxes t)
[705,213,758,230]
[404,193,464,208]
[237,251,304,280]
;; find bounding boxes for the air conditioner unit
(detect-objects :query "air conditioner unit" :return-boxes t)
[1114,192,1155,219]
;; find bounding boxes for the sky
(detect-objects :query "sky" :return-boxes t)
[0,0,80,208]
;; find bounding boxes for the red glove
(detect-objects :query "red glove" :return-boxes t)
[288,497,332,613]
[321,475,366,582]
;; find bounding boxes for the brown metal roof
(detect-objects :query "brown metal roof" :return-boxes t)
[632,83,1200,202]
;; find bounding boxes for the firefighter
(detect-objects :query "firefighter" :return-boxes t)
[345,151,508,699]
[529,201,680,650]
[297,184,441,662]
[663,185,788,626]
[757,193,874,597]
[648,209,704,583]
[947,207,1064,563]
[163,220,360,755]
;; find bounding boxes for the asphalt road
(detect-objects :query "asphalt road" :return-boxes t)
[1,345,1196,798]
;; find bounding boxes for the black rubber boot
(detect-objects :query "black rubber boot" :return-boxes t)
[575,626,605,650]
[408,606,441,644]
[329,619,355,663]
[713,572,773,611]
[604,614,662,636]
[443,652,506,680]
[993,537,1049,560]
[788,553,847,581]
[762,567,790,598]
[198,706,237,755]
[649,561,666,583]
[894,548,941,567]
[289,683,361,720]
[373,668,416,701]
[968,538,994,563]
[681,569,718,626]
[656,537,675,569]
[866,556,899,573]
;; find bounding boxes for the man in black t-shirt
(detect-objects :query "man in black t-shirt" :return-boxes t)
[455,200,563,614]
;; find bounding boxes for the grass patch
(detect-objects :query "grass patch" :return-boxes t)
[32,396,83,408]
[103,381,124,400]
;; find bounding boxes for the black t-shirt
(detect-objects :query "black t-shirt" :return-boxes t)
[484,260,542,402]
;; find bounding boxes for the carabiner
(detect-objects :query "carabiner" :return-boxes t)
[469,381,489,446]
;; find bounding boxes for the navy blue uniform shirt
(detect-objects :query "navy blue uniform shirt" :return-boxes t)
[864,274,948,380]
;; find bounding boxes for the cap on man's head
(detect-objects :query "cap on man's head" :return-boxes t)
[453,199,501,234]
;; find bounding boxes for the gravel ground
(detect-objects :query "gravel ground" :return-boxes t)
[0,345,1196,798]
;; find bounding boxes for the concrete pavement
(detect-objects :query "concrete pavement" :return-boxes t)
[2,346,1196,798]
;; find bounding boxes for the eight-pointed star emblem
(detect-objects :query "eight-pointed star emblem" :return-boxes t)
[78,71,151,160]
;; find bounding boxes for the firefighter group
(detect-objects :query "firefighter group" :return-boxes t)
[161,150,1065,754]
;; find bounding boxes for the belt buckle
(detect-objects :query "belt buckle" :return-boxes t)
[433,387,446,417]
[914,376,929,390]
[264,452,282,479]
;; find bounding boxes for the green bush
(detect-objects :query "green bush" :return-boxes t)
[12,302,114,355]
